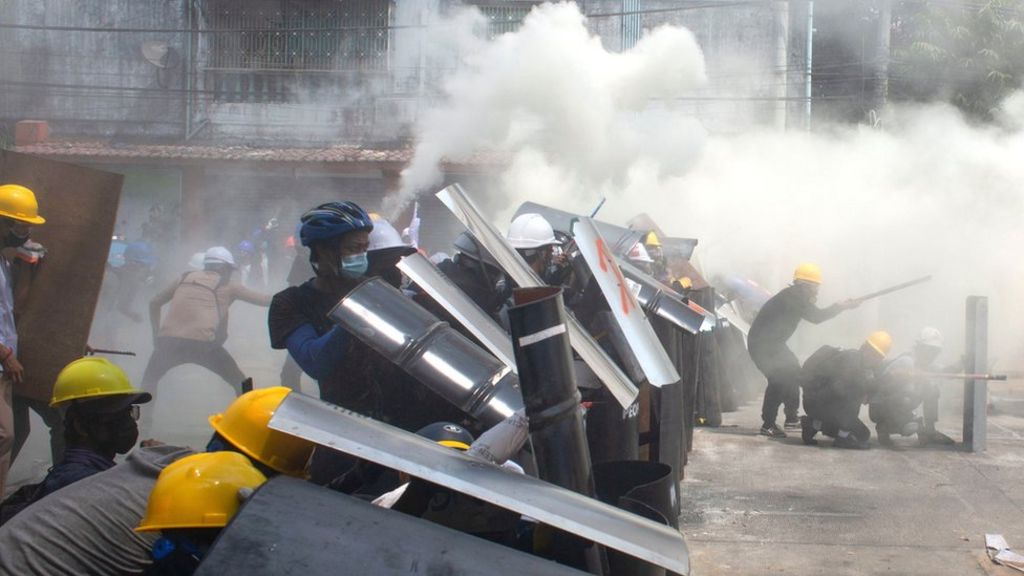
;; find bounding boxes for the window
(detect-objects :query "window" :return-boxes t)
[197,0,391,103]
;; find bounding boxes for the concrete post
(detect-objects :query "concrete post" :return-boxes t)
[963,296,988,452]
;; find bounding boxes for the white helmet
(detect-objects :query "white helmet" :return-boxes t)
[916,326,943,349]
[368,215,408,251]
[203,246,236,267]
[188,251,206,270]
[507,213,558,250]
[627,242,654,263]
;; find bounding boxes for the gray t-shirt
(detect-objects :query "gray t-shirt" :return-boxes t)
[0,444,193,575]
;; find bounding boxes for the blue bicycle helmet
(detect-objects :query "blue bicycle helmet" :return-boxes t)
[299,201,374,247]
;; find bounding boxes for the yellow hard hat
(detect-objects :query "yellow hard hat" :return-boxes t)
[0,184,45,225]
[208,387,314,477]
[793,262,822,285]
[50,357,151,407]
[136,452,266,532]
[678,276,693,289]
[644,231,662,247]
[866,331,893,357]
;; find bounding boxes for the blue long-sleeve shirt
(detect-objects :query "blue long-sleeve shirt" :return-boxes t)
[284,324,349,381]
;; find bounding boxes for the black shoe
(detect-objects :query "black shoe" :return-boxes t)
[834,435,870,450]
[800,416,818,445]
[918,429,956,446]
[783,418,802,431]
[759,423,787,438]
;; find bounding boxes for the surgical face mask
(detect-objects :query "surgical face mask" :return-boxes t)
[339,252,368,279]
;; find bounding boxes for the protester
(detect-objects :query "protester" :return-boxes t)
[136,452,267,575]
[748,263,860,438]
[0,357,151,523]
[0,183,45,498]
[801,331,893,449]
[143,246,272,403]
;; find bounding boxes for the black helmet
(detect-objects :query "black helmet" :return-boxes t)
[416,422,475,451]
[452,232,500,269]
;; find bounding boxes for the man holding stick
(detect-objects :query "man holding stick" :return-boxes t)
[749,263,861,438]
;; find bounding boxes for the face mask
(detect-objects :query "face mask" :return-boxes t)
[339,252,368,279]
[4,229,28,248]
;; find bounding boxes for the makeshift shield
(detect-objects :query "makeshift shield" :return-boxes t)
[327,277,523,427]
[269,392,691,575]
[195,476,587,576]
[436,184,638,412]
[0,150,121,401]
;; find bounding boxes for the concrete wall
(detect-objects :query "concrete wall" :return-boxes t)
[0,0,187,140]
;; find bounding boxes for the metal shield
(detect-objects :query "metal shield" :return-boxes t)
[327,277,523,427]
[397,251,516,371]
[436,183,638,411]
[195,476,587,576]
[617,258,714,335]
[572,218,679,387]
[0,150,122,402]
[268,392,690,575]
[515,201,644,257]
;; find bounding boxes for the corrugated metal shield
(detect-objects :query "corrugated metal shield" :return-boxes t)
[268,392,690,575]
[435,183,638,411]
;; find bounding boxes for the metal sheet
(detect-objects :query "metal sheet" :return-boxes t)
[327,277,522,427]
[515,201,644,257]
[398,251,516,372]
[616,258,707,335]
[269,393,690,575]
[573,219,679,387]
[436,184,638,410]
[0,150,122,402]
[196,476,586,576]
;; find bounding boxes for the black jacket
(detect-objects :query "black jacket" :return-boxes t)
[748,285,842,352]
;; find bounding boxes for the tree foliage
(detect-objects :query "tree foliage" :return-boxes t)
[892,0,1024,119]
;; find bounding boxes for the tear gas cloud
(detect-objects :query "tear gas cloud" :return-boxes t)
[395,1,1024,366]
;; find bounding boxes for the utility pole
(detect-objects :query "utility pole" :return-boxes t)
[870,0,892,122]
[805,0,814,131]
[772,0,789,130]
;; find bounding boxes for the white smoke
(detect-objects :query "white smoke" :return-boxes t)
[391,1,1024,365]
[388,1,708,217]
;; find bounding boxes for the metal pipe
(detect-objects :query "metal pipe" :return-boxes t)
[328,278,523,427]
[508,286,607,575]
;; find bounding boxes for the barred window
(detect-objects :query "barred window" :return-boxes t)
[197,0,391,103]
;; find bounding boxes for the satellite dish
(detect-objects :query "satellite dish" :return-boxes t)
[141,42,179,68]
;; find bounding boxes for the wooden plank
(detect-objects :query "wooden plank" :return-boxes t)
[0,150,122,401]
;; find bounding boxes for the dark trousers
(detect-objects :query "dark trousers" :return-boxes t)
[11,395,64,465]
[805,393,870,441]
[750,344,801,425]
[141,337,247,400]
[869,395,918,431]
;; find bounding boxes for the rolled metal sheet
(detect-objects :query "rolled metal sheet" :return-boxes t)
[573,218,680,387]
[515,201,644,257]
[593,461,679,576]
[616,258,714,335]
[195,476,586,576]
[398,251,517,371]
[268,393,690,575]
[509,286,608,573]
[328,277,522,427]
[436,184,638,411]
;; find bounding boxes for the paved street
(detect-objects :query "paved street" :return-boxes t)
[683,396,1024,576]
